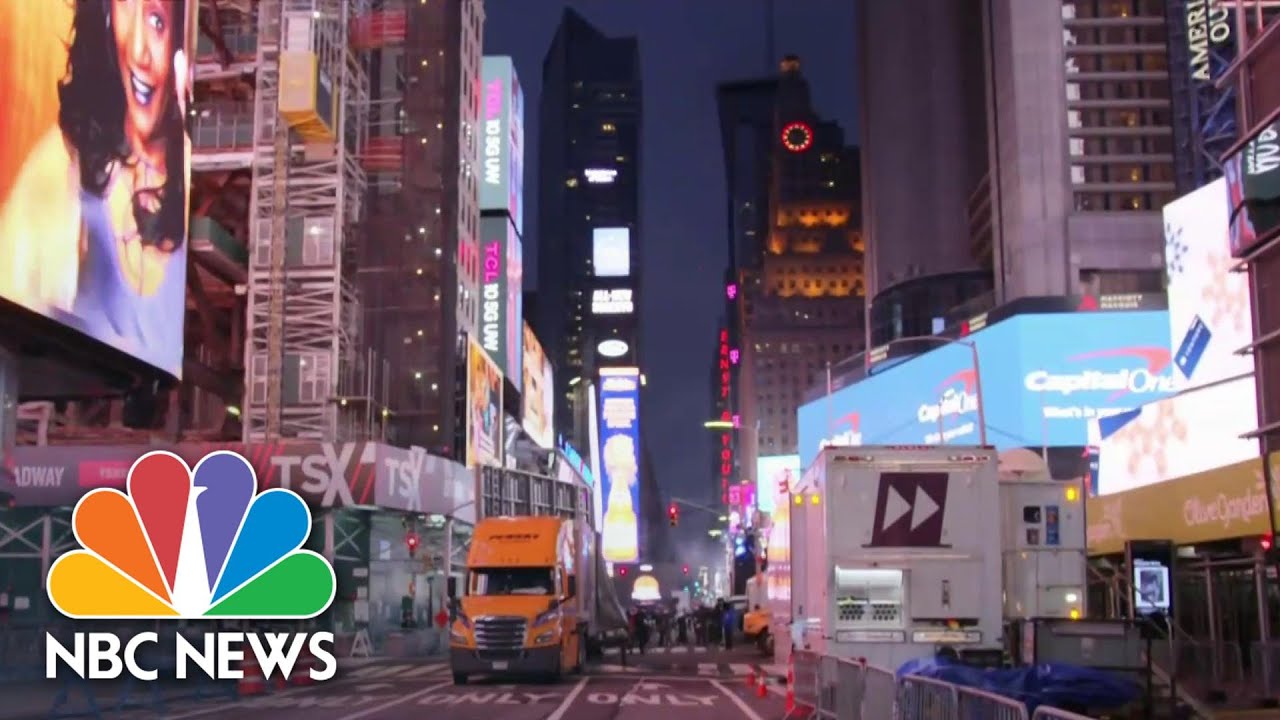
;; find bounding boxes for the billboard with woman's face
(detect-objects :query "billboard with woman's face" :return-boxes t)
[467,338,504,468]
[0,0,195,378]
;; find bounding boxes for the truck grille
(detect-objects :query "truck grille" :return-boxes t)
[474,616,527,650]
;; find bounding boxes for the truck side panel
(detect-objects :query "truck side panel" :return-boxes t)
[1001,478,1087,619]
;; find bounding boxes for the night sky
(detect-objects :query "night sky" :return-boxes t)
[485,1,857,520]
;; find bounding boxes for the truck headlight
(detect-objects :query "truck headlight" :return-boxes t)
[450,630,467,643]
[534,628,560,644]
[533,608,560,626]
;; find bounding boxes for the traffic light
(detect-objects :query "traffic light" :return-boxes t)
[618,565,628,577]
[1263,534,1274,552]
[405,532,420,557]
[682,564,689,575]
[668,502,679,526]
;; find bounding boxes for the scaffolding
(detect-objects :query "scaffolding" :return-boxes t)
[241,0,375,441]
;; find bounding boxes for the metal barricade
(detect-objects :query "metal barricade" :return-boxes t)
[862,664,897,719]
[793,649,822,714]
[955,685,1029,720]
[1029,707,1096,720]
[898,675,959,720]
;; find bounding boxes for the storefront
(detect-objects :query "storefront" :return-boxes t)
[0,440,476,655]
[796,309,1176,476]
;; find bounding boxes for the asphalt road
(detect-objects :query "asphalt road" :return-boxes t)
[28,649,784,720]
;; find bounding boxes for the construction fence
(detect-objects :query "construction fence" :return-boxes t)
[785,649,1100,720]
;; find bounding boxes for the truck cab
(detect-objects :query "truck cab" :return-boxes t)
[448,516,588,684]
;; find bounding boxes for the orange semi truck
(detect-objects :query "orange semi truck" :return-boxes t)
[447,514,626,684]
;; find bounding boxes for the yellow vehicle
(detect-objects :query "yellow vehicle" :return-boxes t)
[741,576,773,654]
[447,516,593,684]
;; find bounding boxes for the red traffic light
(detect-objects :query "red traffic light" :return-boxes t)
[682,565,689,575]
[1263,534,1273,551]
[668,502,679,526]
[406,532,420,555]
[618,566,628,576]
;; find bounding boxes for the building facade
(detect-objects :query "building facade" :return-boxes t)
[723,57,864,506]
[534,8,642,452]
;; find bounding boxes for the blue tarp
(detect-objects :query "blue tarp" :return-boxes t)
[896,656,1141,713]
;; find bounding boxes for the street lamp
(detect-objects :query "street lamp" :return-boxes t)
[872,335,988,447]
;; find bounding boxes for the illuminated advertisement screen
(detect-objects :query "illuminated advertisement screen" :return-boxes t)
[0,1,196,378]
[587,384,604,530]
[591,288,634,315]
[592,227,631,277]
[521,322,555,449]
[1225,119,1280,259]
[756,455,799,515]
[1091,178,1259,495]
[479,216,522,384]
[797,312,1175,469]
[479,56,523,236]
[598,367,640,563]
[466,338,504,468]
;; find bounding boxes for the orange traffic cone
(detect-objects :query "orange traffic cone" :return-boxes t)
[784,652,795,711]
[746,666,756,688]
[757,673,768,698]
[237,657,268,697]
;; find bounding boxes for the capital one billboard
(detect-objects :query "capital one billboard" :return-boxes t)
[479,56,524,236]
[479,215,523,384]
[797,312,1177,469]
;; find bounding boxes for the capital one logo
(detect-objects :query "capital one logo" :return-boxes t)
[917,368,979,424]
[45,451,337,682]
[820,411,863,449]
[1023,346,1177,400]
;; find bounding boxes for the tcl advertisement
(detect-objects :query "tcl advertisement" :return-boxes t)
[466,337,504,468]
[521,322,555,449]
[756,454,799,514]
[797,312,1176,469]
[1090,178,1259,495]
[479,215,523,384]
[0,1,196,378]
[1225,119,1280,259]
[478,56,524,236]
[598,367,641,563]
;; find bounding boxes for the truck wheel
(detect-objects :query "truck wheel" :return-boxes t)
[452,672,468,685]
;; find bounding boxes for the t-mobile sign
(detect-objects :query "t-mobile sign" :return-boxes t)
[478,216,523,385]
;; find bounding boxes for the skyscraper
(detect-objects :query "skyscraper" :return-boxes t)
[533,8,642,452]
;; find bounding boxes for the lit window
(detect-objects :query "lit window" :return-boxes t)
[601,122,617,134]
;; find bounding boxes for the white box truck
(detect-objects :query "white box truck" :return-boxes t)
[773,445,1087,670]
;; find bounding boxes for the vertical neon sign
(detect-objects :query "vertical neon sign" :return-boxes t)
[718,328,733,504]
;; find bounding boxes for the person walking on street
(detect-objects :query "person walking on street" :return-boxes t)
[636,607,650,654]
[721,601,736,650]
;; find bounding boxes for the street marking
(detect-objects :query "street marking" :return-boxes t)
[730,663,754,675]
[671,646,688,654]
[397,664,445,677]
[354,682,395,693]
[697,663,718,675]
[694,645,708,653]
[417,690,565,705]
[543,676,589,720]
[335,680,452,720]
[712,679,767,720]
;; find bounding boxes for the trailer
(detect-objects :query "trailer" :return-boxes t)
[772,445,1087,670]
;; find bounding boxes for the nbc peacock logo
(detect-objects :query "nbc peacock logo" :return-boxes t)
[44,450,339,682]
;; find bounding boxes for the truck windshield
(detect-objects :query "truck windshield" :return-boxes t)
[469,567,555,596]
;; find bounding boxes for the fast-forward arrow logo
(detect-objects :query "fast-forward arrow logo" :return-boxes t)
[866,472,950,548]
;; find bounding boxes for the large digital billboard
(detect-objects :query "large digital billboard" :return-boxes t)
[1090,178,1259,495]
[797,312,1176,469]
[592,227,631,277]
[521,322,554,449]
[0,1,196,378]
[466,338,504,468]
[479,56,524,236]
[479,215,523,384]
[756,455,799,515]
[1225,119,1280,259]
[597,367,641,563]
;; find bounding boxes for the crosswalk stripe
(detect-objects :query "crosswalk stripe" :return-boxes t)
[729,663,752,675]
[697,663,718,675]
[396,664,445,677]
[694,646,708,653]
[670,646,687,654]
[345,664,392,678]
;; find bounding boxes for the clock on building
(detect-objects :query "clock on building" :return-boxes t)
[781,121,814,153]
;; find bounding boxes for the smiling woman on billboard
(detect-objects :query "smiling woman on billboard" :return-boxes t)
[0,0,193,378]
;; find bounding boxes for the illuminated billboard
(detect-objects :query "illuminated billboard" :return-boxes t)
[479,56,524,236]
[592,227,631,277]
[466,338,504,468]
[0,1,196,378]
[756,455,799,514]
[592,288,634,315]
[584,168,617,184]
[598,367,641,563]
[797,312,1176,469]
[587,383,604,530]
[1091,178,1259,495]
[479,215,523,384]
[521,322,555,449]
[1225,119,1280,259]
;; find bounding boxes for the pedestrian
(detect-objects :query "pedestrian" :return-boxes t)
[721,601,736,650]
[636,608,650,653]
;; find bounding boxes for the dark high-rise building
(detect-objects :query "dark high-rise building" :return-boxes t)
[721,57,865,506]
[534,8,642,452]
